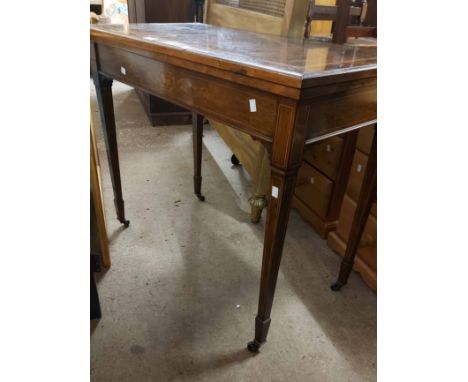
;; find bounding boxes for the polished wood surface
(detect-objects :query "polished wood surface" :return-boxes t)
[90,23,377,89]
[91,22,376,352]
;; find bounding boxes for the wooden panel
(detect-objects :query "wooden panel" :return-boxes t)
[208,0,309,39]
[357,245,376,272]
[281,0,310,38]
[211,120,264,177]
[346,26,377,38]
[327,232,377,291]
[354,249,377,292]
[305,83,377,140]
[361,213,377,248]
[346,149,368,201]
[97,45,278,140]
[292,195,336,238]
[90,114,110,268]
[356,124,375,155]
[303,136,343,180]
[271,101,311,171]
[127,0,145,23]
[295,161,333,218]
[310,0,335,37]
[335,193,376,247]
[129,0,195,23]
[207,3,283,35]
[216,0,287,17]
[364,0,377,26]
[271,104,295,167]
[145,0,195,22]
[335,193,354,242]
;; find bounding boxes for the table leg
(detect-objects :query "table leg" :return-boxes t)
[246,102,309,353]
[92,74,129,227]
[331,129,377,291]
[247,167,299,352]
[192,112,205,201]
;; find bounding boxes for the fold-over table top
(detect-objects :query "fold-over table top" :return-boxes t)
[91,23,377,89]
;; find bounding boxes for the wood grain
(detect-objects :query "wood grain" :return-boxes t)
[90,115,110,268]
[91,23,377,90]
[295,161,333,218]
[303,136,343,180]
[97,44,278,141]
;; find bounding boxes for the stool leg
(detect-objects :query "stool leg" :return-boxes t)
[331,128,377,291]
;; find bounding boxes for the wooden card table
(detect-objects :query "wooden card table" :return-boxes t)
[90,23,377,352]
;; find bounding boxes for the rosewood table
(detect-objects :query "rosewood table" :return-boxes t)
[90,23,377,352]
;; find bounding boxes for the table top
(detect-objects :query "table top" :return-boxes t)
[91,23,377,89]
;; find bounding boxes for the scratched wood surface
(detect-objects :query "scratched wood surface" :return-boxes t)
[90,23,377,89]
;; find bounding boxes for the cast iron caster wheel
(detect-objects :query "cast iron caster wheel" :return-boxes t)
[120,219,130,228]
[231,154,241,166]
[247,340,261,353]
[330,281,344,291]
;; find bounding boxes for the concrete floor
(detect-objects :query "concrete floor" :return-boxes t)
[90,82,376,382]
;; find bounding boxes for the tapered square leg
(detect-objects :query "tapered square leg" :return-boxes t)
[247,102,310,353]
[247,168,299,352]
[192,112,205,201]
[92,73,129,227]
[331,128,377,291]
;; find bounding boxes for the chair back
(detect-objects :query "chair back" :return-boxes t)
[306,0,377,43]
[204,0,310,38]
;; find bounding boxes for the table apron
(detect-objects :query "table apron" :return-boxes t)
[92,43,377,149]
[304,83,377,142]
[94,43,279,142]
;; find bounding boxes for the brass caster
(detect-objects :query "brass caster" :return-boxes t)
[248,196,267,223]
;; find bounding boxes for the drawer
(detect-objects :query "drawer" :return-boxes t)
[303,136,344,180]
[96,44,278,139]
[346,149,369,202]
[356,125,375,155]
[336,194,377,247]
[295,162,333,218]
